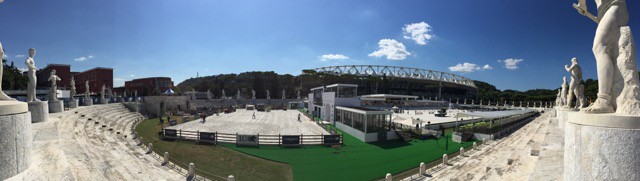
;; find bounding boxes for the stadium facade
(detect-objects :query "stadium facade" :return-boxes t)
[312,65,478,100]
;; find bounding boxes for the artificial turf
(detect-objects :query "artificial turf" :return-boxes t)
[222,129,475,181]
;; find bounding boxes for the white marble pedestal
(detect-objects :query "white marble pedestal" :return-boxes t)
[100,98,108,104]
[556,107,577,128]
[67,99,78,108]
[27,101,49,123]
[84,98,93,106]
[565,112,640,180]
[48,100,64,113]
[0,102,32,180]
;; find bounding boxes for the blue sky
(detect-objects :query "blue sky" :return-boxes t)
[1,0,639,91]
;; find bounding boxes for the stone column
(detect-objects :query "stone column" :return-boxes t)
[565,112,640,180]
[0,102,32,180]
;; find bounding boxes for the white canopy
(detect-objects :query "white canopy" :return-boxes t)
[454,109,534,119]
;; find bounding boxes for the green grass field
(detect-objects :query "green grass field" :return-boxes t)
[135,117,293,181]
[222,129,474,181]
[137,117,474,181]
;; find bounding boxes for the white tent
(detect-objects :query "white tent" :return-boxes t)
[454,110,534,119]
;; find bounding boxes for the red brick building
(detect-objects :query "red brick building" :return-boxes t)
[36,64,71,89]
[125,77,173,96]
[72,67,113,94]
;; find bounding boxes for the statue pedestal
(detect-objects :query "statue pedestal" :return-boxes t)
[100,98,108,104]
[0,102,32,180]
[565,112,640,180]
[67,99,78,108]
[27,101,49,123]
[556,107,577,129]
[48,100,64,113]
[84,98,93,106]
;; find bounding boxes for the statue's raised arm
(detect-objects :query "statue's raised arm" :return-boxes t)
[573,0,599,23]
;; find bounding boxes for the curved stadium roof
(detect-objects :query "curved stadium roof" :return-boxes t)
[313,65,477,89]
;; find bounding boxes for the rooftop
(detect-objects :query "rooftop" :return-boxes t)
[336,106,392,114]
[360,94,419,99]
[325,83,358,88]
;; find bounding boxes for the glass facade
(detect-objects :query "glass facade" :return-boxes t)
[335,108,391,133]
[337,86,357,98]
[313,89,323,106]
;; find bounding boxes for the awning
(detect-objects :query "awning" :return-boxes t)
[164,88,175,94]
[454,109,534,119]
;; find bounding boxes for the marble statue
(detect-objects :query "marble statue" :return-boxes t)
[70,76,76,100]
[471,100,474,105]
[561,77,568,106]
[206,90,211,100]
[575,0,640,114]
[47,70,61,101]
[252,90,256,99]
[0,42,16,101]
[237,90,241,99]
[556,89,563,107]
[107,87,113,99]
[221,90,226,99]
[565,57,585,108]
[266,90,270,99]
[101,85,106,100]
[25,48,39,102]
[134,90,137,97]
[297,90,301,99]
[84,81,90,99]
[576,84,586,109]
[282,89,286,99]
[123,90,127,98]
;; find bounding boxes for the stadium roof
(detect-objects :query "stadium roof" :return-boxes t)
[313,65,476,89]
[454,109,534,119]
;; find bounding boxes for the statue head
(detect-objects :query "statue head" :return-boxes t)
[28,48,36,58]
[563,76,567,82]
[571,57,578,64]
[50,69,56,76]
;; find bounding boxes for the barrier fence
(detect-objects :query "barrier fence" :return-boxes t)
[163,129,343,146]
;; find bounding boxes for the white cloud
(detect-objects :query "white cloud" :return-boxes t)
[448,62,493,73]
[319,54,349,61]
[403,21,434,45]
[498,58,524,70]
[113,78,126,87]
[74,55,94,62]
[14,54,25,58]
[368,39,411,60]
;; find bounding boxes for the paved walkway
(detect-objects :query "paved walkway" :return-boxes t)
[402,110,559,181]
[8,104,183,180]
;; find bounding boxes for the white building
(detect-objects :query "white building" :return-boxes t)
[308,84,395,142]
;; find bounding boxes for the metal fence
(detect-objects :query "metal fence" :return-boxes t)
[162,129,343,146]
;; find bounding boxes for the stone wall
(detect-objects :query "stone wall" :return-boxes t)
[141,96,304,117]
